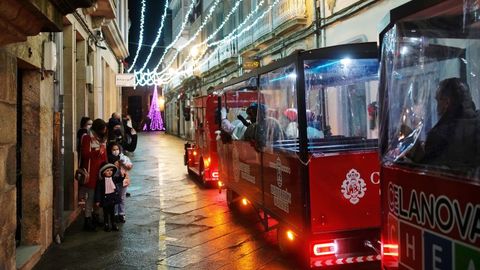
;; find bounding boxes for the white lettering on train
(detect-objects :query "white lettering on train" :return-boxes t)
[238,161,255,184]
[271,184,292,213]
[370,172,380,184]
[388,182,480,244]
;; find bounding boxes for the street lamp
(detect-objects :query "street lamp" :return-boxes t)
[158,96,165,111]
[190,46,200,58]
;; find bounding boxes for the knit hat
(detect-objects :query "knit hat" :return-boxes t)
[284,108,298,121]
[99,163,118,179]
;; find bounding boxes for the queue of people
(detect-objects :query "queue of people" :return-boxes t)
[77,113,137,232]
[219,102,324,150]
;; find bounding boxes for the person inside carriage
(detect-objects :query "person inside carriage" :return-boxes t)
[401,78,480,174]
[282,108,324,140]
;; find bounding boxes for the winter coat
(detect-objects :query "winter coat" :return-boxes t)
[94,175,123,207]
[81,134,108,189]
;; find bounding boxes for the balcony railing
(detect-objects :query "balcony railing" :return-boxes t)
[253,10,272,41]
[190,16,202,37]
[199,58,209,74]
[237,28,253,51]
[272,0,306,30]
[218,40,237,63]
[199,51,219,74]
[172,5,190,39]
[198,0,307,74]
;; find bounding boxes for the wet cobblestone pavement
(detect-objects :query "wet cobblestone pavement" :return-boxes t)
[34,132,301,270]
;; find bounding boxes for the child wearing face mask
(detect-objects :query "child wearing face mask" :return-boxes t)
[108,142,133,223]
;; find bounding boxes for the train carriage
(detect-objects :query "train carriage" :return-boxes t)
[217,42,382,268]
[378,0,480,269]
[184,95,220,185]
[184,75,259,187]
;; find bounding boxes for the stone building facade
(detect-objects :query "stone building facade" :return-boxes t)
[0,1,129,269]
[161,0,413,139]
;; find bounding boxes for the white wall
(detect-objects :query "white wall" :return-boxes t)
[325,0,411,46]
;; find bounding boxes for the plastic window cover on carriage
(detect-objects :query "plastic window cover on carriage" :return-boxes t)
[304,58,379,154]
[257,64,296,152]
[221,79,258,140]
[380,1,480,180]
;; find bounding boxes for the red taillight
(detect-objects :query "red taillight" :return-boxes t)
[193,151,197,156]
[313,242,337,256]
[382,243,399,268]
[383,243,399,257]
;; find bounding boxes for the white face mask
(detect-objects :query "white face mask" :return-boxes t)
[86,124,92,129]
[127,121,132,128]
[112,150,120,156]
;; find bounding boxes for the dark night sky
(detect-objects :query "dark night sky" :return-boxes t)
[126,0,168,71]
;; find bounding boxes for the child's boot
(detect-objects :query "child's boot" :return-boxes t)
[104,216,111,232]
[83,217,97,232]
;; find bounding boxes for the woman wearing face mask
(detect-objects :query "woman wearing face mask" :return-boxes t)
[80,118,108,231]
[77,117,92,161]
[109,119,138,153]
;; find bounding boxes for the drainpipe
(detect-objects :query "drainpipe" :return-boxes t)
[321,0,327,47]
[314,0,320,48]
[53,31,65,243]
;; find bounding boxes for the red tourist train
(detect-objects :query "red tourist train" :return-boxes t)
[184,95,221,186]
[378,0,480,269]
[214,43,382,268]
[183,1,480,268]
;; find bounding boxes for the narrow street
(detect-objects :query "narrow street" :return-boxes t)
[34,132,300,270]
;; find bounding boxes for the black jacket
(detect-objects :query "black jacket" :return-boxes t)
[94,175,124,207]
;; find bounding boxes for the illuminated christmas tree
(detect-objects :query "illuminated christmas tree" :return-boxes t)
[144,85,165,131]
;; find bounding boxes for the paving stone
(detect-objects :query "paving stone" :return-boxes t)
[34,133,300,270]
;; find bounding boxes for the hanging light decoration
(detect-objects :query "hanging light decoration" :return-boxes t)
[144,85,165,131]
[127,0,146,72]
[142,0,197,74]
[135,0,281,86]
[152,0,237,72]
[136,0,170,73]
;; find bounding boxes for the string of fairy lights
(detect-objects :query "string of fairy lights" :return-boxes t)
[145,0,197,74]
[133,0,281,87]
[152,0,259,79]
[137,0,170,73]
[129,0,281,86]
[126,0,146,72]
[151,0,247,74]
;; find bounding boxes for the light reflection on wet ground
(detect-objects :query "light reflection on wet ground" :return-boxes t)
[35,132,301,270]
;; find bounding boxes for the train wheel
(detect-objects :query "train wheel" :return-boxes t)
[199,159,206,185]
[277,225,307,265]
[187,165,194,176]
[226,189,239,211]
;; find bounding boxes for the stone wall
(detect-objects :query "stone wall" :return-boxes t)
[21,71,54,250]
[0,34,56,269]
[0,48,18,270]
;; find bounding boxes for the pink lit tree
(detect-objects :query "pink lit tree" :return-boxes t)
[143,85,165,131]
